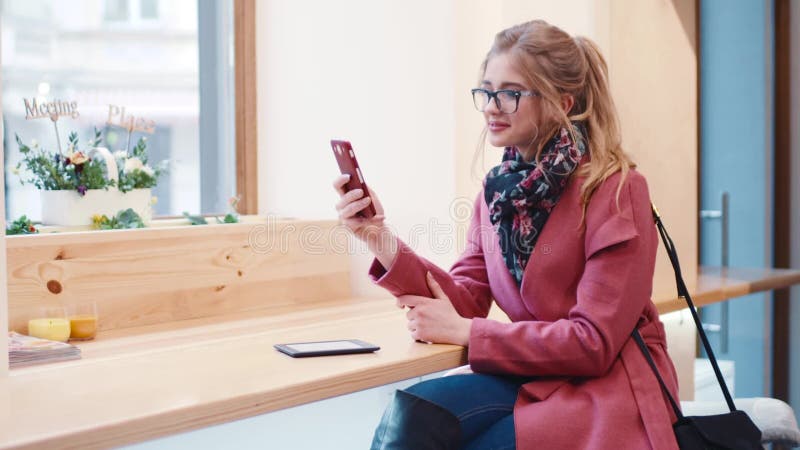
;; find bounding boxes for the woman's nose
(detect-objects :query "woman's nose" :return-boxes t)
[484,96,502,115]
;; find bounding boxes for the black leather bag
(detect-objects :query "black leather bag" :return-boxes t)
[631,204,762,449]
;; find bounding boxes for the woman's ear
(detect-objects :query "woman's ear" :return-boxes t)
[561,94,575,114]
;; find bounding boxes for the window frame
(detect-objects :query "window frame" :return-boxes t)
[234,0,258,215]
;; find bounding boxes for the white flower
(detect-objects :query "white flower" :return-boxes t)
[123,157,144,174]
[114,150,128,159]
[140,165,154,177]
[31,139,39,148]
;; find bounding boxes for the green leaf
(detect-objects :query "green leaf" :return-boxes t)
[67,131,79,150]
[6,215,38,235]
[92,209,145,230]
[15,134,30,154]
[132,137,148,163]
[89,127,103,148]
[115,208,145,229]
[182,211,208,225]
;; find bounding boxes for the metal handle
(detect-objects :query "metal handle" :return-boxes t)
[698,191,730,353]
[720,193,729,353]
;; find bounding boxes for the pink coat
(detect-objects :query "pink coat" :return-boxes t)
[368,166,681,449]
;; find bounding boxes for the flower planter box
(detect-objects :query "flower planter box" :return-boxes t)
[40,188,152,227]
[16,133,164,228]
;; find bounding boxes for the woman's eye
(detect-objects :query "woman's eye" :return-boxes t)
[498,91,516,100]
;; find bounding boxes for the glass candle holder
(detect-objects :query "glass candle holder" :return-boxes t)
[68,302,99,341]
[28,306,71,342]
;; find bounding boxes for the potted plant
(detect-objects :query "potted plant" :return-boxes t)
[14,130,166,226]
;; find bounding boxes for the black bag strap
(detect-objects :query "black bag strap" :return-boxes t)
[633,329,684,419]
[632,203,737,413]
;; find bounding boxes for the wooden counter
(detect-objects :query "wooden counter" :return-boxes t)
[655,266,800,314]
[2,266,799,450]
[1,297,466,450]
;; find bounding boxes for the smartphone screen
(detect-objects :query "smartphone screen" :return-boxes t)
[331,139,377,218]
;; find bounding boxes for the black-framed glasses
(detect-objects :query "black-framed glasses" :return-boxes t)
[471,88,539,114]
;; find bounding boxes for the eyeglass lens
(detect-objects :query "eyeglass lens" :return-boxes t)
[472,90,519,113]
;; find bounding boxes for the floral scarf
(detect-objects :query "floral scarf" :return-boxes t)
[483,122,588,287]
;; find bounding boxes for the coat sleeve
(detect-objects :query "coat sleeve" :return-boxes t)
[367,192,493,319]
[468,172,659,377]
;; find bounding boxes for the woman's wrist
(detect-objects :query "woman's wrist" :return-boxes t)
[461,318,473,347]
[364,225,398,270]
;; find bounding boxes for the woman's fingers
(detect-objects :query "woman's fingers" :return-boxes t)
[339,195,372,219]
[333,183,376,220]
[333,174,386,243]
[332,174,350,195]
[333,173,384,221]
[334,188,365,212]
[425,272,448,301]
[398,295,425,309]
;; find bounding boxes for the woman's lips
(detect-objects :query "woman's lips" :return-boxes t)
[488,122,510,132]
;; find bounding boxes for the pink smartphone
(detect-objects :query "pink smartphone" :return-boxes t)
[331,139,377,219]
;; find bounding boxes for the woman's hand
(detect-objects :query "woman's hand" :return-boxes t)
[396,271,472,346]
[332,174,387,244]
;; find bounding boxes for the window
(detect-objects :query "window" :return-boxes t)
[103,0,129,21]
[1,0,240,221]
[103,0,160,25]
[140,0,158,20]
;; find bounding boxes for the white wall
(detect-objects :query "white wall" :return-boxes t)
[256,0,602,297]
[257,0,459,297]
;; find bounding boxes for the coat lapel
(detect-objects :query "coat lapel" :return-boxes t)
[519,172,581,295]
[482,170,583,320]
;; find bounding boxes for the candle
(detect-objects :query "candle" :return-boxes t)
[28,318,71,342]
[67,302,99,341]
[69,315,98,340]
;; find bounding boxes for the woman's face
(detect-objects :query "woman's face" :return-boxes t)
[480,52,543,158]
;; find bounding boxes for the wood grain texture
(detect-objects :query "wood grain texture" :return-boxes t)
[234,0,258,214]
[0,298,466,450]
[6,219,352,333]
[2,267,799,449]
[654,266,800,314]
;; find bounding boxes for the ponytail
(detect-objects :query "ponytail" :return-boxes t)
[572,35,635,222]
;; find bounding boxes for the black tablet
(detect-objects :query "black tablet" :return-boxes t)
[274,339,380,358]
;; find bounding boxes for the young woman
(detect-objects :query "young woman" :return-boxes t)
[333,19,680,450]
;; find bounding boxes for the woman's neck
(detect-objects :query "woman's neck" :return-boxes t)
[518,141,539,163]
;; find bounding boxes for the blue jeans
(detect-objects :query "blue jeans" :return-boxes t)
[400,373,529,450]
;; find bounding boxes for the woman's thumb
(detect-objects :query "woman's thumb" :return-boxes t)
[426,271,445,299]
